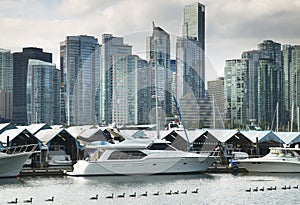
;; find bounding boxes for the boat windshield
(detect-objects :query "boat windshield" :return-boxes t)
[270,149,299,158]
[147,143,176,151]
[90,149,105,161]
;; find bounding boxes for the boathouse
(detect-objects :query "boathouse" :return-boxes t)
[35,128,81,163]
[208,129,253,159]
[241,130,284,156]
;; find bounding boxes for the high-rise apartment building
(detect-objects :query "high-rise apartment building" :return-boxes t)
[60,35,100,126]
[257,40,283,128]
[207,77,225,128]
[282,45,292,118]
[290,45,300,129]
[0,48,13,121]
[13,47,52,125]
[146,23,171,124]
[111,55,137,125]
[241,50,259,121]
[224,59,249,128]
[26,60,60,125]
[99,34,132,125]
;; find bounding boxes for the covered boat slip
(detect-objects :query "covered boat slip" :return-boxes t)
[2,122,300,167]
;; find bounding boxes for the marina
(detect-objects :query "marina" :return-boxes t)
[1,173,300,204]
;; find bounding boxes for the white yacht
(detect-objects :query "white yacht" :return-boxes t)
[237,147,300,173]
[66,139,215,176]
[0,144,38,178]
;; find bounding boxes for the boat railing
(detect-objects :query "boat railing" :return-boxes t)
[2,144,39,155]
[192,150,220,157]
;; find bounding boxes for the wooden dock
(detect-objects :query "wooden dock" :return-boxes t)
[19,165,246,176]
[20,166,73,176]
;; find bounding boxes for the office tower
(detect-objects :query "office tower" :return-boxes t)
[0,49,13,92]
[136,59,152,124]
[257,40,283,129]
[282,45,292,120]
[26,60,60,125]
[224,59,249,128]
[13,47,52,125]
[111,55,150,125]
[176,37,204,99]
[180,2,205,98]
[290,45,300,130]
[241,50,259,121]
[146,22,171,125]
[207,77,225,128]
[99,34,132,125]
[111,55,137,125]
[60,35,100,126]
[0,49,13,121]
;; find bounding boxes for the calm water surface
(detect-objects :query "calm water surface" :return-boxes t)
[1,173,300,205]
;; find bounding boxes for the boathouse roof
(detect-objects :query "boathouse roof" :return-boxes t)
[241,130,284,144]
[274,132,300,144]
[17,123,52,135]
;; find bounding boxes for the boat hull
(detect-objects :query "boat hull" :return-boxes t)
[0,152,32,178]
[239,160,300,173]
[66,156,215,176]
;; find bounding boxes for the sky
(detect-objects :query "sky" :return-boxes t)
[1,0,300,81]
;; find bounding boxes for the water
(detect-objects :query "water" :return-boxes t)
[1,173,300,205]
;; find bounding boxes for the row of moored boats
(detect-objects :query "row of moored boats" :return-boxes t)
[1,130,300,178]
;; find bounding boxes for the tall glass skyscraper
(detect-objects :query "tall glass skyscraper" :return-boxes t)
[257,40,283,128]
[99,34,132,125]
[0,48,13,121]
[26,60,60,125]
[60,35,100,126]
[179,2,205,98]
[13,47,52,125]
[146,22,171,125]
[242,50,259,121]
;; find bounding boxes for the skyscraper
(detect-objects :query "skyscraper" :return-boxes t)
[242,50,259,121]
[26,60,60,125]
[282,45,292,120]
[13,47,52,125]
[60,35,100,126]
[290,45,300,130]
[180,2,205,98]
[207,77,225,128]
[99,34,132,125]
[257,40,283,129]
[146,23,171,124]
[111,54,151,125]
[0,48,13,121]
[224,59,249,128]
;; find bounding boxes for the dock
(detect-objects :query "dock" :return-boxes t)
[20,166,73,176]
[19,165,246,176]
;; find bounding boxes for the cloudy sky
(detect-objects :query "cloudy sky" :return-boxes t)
[1,0,300,81]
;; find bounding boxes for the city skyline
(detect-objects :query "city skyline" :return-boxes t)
[1,0,300,81]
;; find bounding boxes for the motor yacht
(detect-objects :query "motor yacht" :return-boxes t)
[0,144,38,177]
[237,147,300,173]
[66,139,215,176]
